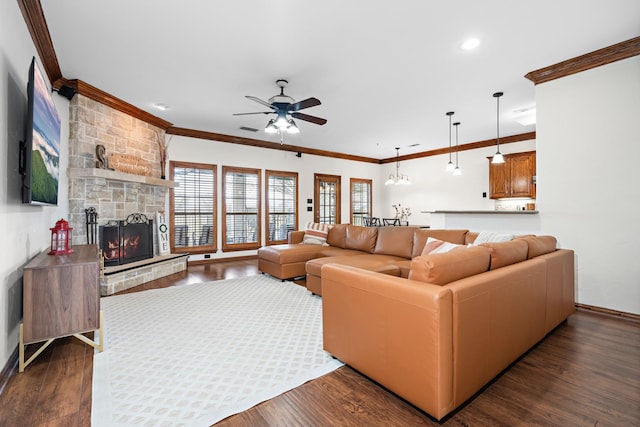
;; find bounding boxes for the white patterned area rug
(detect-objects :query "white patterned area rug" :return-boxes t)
[91,275,343,426]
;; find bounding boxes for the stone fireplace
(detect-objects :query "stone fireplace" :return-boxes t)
[67,94,187,295]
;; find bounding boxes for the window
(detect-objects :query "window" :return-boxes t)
[314,174,341,224]
[222,166,261,251]
[265,170,298,245]
[169,161,216,254]
[350,178,372,225]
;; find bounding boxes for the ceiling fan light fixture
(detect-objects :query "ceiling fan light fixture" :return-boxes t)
[275,114,289,129]
[286,119,300,134]
[265,119,278,133]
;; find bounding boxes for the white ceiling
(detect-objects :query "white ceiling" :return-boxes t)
[40,0,640,159]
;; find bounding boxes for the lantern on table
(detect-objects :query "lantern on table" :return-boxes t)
[48,218,75,255]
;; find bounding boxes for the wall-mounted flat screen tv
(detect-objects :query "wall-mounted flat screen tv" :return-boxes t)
[20,57,61,205]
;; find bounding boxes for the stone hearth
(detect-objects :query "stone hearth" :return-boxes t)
[101,253,188,296]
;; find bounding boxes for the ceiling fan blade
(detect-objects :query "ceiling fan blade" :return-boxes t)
[291,112,327,125]
[288,97,321,112]
[246,96,275,110]
[232,111,273,116]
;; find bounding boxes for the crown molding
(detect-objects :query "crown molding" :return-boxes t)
[17,0,62,85]
[525,37,640,85]
[166,127,381,164]
[63,79,173,129]
[379,132,536,164]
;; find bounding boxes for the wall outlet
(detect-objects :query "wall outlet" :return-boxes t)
[482,192,487,198]
[204,254,211,259]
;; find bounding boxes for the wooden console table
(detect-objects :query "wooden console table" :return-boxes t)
[20,244,104,372]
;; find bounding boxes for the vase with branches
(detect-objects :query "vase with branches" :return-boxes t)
[155,130,172,179]
[392,204,411,224]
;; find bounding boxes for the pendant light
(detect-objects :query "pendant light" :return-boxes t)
[453,121,462,175]
[445,111,455,172]
[492,91,505,164]
[384,147,411,186]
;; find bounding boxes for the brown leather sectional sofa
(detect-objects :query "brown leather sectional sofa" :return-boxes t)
[257,224,575,420]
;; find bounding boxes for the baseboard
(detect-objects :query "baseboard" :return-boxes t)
[575,303,640,322]
[188,255,257,266]
[0,346,18,396]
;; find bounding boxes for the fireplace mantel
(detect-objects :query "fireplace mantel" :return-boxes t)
[68,167,178,188]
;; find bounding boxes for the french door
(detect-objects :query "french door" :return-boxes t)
[314,174,341,224]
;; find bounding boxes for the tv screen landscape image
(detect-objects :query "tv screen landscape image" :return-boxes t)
[21,57,61,205]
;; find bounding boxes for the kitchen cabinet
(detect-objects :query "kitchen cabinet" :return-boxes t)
[489,151,536,199]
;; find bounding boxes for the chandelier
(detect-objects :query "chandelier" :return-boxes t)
[384,147,411,186]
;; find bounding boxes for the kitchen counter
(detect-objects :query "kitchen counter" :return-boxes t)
[427,210,538,214]
[424,210,541,234]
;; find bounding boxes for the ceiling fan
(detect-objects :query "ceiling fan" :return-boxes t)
[233,79,327,134]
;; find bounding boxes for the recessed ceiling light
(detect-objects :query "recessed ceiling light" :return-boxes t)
[153,103,169,111]
[460,38,480,50]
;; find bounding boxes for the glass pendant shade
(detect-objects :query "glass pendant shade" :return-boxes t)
[446,161,455,172]
[492,92,505,164]
[446,111,455,172]
[453,121,462,176]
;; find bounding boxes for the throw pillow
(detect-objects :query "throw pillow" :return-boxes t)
[472,231,515,245]
[421,237,465,256]
[302,222,331,246]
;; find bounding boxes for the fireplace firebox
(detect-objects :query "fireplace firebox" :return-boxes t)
[99,213,154,267]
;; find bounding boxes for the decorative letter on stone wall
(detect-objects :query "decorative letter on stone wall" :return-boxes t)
[96,145,107,169]
[156,211,171,255]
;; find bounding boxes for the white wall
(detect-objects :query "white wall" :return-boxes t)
[169,135,536,262]
[537,56,640,314]
[168,135,381,261]
[0,3,70,368]
[378,140,536,226]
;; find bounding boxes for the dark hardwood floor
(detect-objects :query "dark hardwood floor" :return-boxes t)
[1,259,638,426]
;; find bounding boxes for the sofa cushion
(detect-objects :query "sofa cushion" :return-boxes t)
[317,247,366,258]
[521,235,557,259]
[345,225,378,253]
[479,239,529,270]
[421,237,466,255]
[257,244,323,264]
[412,229,469,258]
[302,222,331,245]
[327,224,348,248]
[374,226,417,258]
[408,246,491,286]
[306,254,401,277]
